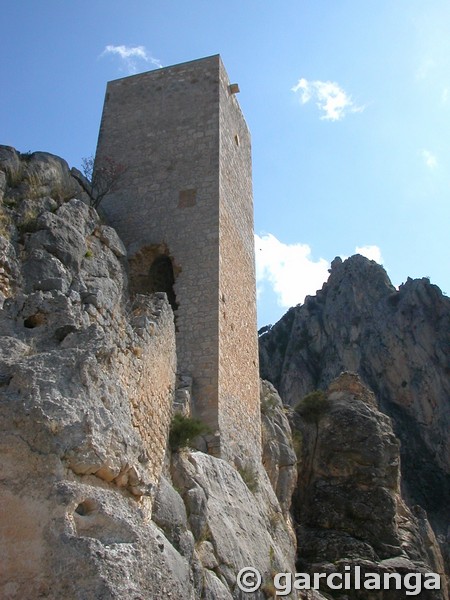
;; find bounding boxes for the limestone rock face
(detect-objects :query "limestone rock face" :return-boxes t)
[293,373,447,599]
[170,450,298,599]
[0,146,87,204]
[259,255,450,536]
[261,379,297,518]
[0,149,304,599]
[0,150,183,598]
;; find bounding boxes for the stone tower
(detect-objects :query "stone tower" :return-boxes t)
[94,55,260,463]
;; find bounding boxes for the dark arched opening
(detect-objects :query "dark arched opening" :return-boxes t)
[148,255,178,312]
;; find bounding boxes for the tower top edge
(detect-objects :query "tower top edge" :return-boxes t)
[106,54,223,85]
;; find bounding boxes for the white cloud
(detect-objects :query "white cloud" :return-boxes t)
[255,233,330,307]
[421,149,438,169]
[292,78,364,121]
[255,235,385,310]
[354,245,383,263]
[101,45,162,74]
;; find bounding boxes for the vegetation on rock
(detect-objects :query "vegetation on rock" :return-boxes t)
[168,413,210,451]
[294,390,330,423]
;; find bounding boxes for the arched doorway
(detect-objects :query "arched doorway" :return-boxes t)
[147,255,178,312]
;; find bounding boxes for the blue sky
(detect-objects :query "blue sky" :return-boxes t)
[2,1,449,326]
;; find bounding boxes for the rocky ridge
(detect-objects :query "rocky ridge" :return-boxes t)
[260,254,450,595]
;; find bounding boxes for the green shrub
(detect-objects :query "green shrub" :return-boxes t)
[18,207,39,233]
[238,463,259,493]
[20,151,33,161]
[295,390,330,424]
[168,413,210,451]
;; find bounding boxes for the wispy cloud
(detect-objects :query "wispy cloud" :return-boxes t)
[255,233,330,308]
[100,45,162,74]
[421,149,438,169]
[292,78,364,121]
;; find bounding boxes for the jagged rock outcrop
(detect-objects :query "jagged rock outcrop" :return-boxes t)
[0,147,302,599]
[292,372,447,599]
[259,255,450,539]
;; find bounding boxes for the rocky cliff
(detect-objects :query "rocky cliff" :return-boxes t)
[0,147,301,600]
[293,372,447,599]
[259,254,450,594]
[1,146,448,599]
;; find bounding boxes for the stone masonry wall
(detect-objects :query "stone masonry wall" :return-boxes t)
[115,293,176,487]
[95,56,260,464]
[95,57,221,435]
[217,60,261,463]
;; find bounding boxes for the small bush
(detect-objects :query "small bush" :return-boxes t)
[295,390,330,424]
[169,413,210,451]
[18,207,39,233]
[20,150,34,161]
[82,154,127,209]
[3,197,16,208]
[238,463,259,493]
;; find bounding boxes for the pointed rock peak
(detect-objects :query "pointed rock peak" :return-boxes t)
[326,253,396,298]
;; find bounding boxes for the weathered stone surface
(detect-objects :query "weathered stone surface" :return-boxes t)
[0,170,6,200]
[292,373,448,599]
[0,235,20,304]
[152,474,195,559]
[0,148,302,599]
[94,224,126,258]
[171,450,298,598]
[0,152,181,598]
[261,379,297,517]
[0,146,21,183]
[0,147,91,204]
[259,255,450,538]
[202,569,234,600]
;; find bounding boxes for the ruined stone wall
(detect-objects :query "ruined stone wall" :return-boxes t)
[217,60,261,462]
[115,294,176,487]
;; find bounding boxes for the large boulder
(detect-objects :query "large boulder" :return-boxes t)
[292,372,448,599]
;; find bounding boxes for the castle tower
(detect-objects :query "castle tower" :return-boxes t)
[94,55,261,464]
